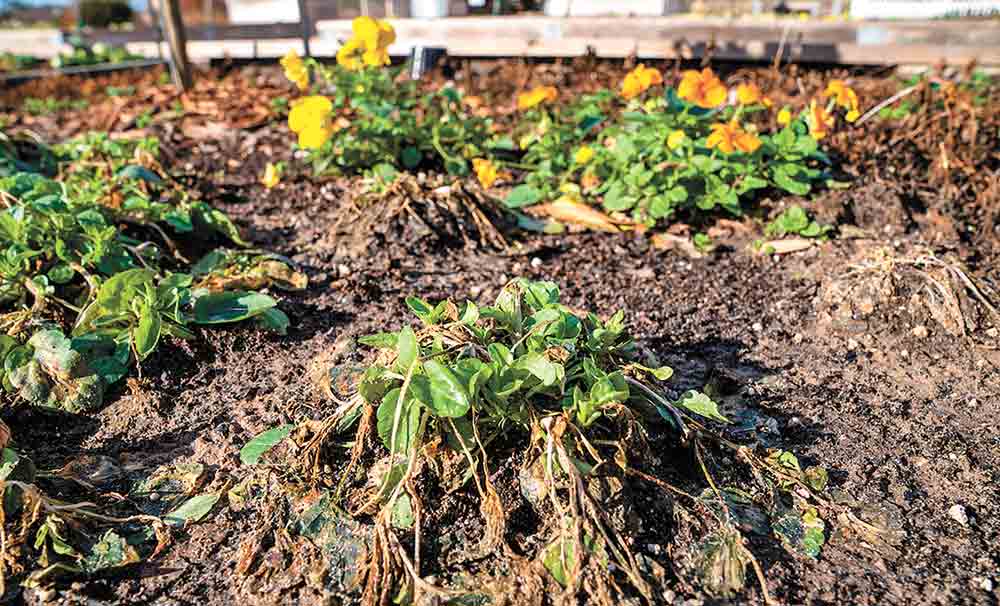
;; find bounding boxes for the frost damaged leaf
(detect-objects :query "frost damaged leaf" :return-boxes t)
[697,526,749,597]
[83,530,142,572]
[804,466,829,491]
[772,503,825,559]
[133,462,205,516]
[296,491,369,592]
[8,330,105,412]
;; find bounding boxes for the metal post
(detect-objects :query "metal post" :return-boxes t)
[159,0,192,91]
[297,0,312,57]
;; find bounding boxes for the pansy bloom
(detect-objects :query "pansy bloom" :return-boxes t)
[706,120,761,154]
[678,68,728,109]
[517,86,558,111]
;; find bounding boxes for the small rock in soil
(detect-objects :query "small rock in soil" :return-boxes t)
[912,325,929,338]
[948,504,969,526]
[980,578,994,592]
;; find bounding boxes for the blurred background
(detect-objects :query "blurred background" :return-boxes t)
[0,0,998,73]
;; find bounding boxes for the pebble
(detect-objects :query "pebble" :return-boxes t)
[981,578,994,592]
[986,327,998,338]
[752,322,763,332]
[847,338,859,350]
[948,504,969,526]
[912,325,929,338]
[530,257,542,268]
[336,264,351,279]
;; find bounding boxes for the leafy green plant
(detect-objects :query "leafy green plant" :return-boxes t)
[765,205,832,239]
[135,109,154,129]
[21,97,89,116]
[0,131,301,412]
[303,63,505,177]
[562,91,828,226]
[49,39,141,69]
[254,279,834,602]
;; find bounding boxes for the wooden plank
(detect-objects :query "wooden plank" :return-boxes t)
[160,0,192,90]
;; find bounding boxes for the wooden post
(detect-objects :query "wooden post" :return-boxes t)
[159,0,192,91]
[297,0,312,58]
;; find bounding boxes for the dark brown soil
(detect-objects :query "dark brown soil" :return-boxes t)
[2,63,998,606]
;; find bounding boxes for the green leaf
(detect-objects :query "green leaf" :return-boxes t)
[133,307,161,361]
[117,165,162,184]
[358,332,398,348]
[240,424,294,465]
[401,147,421,169]
[164,492,221,527]
[516,352,562,387]
[376,388,422,454]
[405,297,435,323]
[676,390,729,423]
[542,538,576,587]
[193,291,277,324]
[395,326,419,374]
[422,359,471,418]
[96,268,154,312]
[504,185,542,209]
[255,308,290,335]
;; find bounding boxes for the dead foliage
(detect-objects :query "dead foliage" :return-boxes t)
[330,174,512,257]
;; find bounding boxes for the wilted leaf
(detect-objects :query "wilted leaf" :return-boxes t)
[193,291,277,324]
[696,526,750,597]
[165,492,221,527]
[240,424,294,465]
[538,197,621,233]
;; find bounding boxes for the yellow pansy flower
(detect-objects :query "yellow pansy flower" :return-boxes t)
[298,125,333,150]
[261,163,281,189]
[472,158,498,189]
[777,107,792,126]
[706,120,761,154]
[517,86,558,111]
[736,82,762,105]
[678,68,728,109]
[288,96,334,150]
[621,64,663,100]
[667,130,686,150]
[824,79,860,122]
[336,37,366,71]
[575,146,595,164]
[352,16,395,67]
[280,49,309,90]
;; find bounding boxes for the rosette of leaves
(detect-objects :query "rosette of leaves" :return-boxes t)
[305,279,759,602]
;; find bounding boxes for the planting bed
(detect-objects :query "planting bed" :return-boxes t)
[0,56,998,606]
